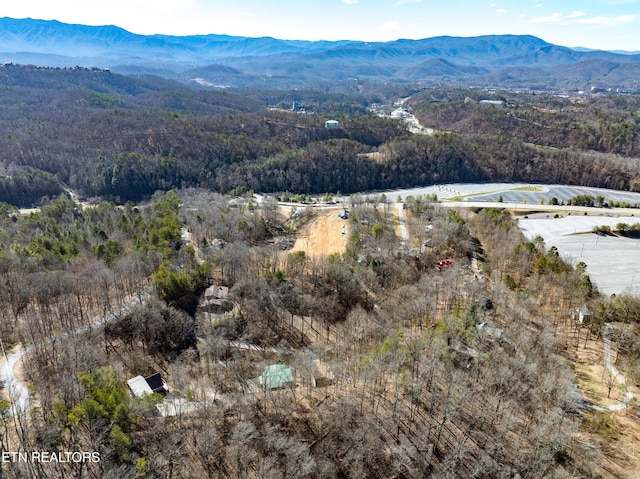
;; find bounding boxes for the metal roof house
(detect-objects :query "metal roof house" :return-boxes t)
[325,120,339,129]
[479,100,504,106]
[205,285,229,301]
[127,373,169,397]
[259,364,294,389]
[476,321,504,339]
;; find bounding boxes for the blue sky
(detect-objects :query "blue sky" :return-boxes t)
[3,0,640,51]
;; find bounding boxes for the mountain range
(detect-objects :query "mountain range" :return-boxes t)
[1,17,640,91]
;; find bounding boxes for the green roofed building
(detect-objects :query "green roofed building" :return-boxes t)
[260,364,294,389]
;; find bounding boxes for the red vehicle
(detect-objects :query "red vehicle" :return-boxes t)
[436,258,453,270]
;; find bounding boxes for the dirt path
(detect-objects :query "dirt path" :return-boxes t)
[291,210,349,258]
[571,324,640,478]
[582,324,633,412]
[396,203,408,248]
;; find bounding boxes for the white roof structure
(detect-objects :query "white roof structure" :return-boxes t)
[156,398,203,417]
[127,376,154,396]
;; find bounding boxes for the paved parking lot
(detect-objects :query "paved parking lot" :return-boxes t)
[381,183,640,204]
[463,184,640,207]
[518,214,640,296]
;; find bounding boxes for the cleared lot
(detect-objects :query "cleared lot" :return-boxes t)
[462,184,640,206]
[291,210,349,258]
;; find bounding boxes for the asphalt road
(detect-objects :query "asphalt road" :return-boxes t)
[0,344,29,415]
[0,291,149,416]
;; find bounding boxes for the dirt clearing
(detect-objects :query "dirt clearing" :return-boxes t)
[291,210,349,258]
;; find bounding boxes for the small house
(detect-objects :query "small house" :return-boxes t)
[325,120,340,129]
[205,285,229,302]
[476,321,504,339]
[203,284,230,310]
[479,100,504,107]
[127,373,169,397]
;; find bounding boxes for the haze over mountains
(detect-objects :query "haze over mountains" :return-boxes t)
[1,16,640,90]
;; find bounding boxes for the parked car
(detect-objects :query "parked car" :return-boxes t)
[436,258,453,270]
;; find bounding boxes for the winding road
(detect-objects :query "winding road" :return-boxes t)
[0,291,149,416]
[0,344,29,415]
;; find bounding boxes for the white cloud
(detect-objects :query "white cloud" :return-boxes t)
[342,0,358,4]
[496,8,507,13]
[535,3,543,7]
[529,10,636,28]
[573,14,637,26]
[531,12,563,23]
[395,0,422,4]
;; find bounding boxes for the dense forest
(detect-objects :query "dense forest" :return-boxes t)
[409,89,640,157]
[1,65,640,207]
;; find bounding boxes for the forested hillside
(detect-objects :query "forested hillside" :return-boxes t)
[2,65,640,208]
[0,190,615,478]
[409,89,640,157]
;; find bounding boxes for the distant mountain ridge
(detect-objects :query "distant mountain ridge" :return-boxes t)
[0,17,347,61]
[1,17,639,90]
